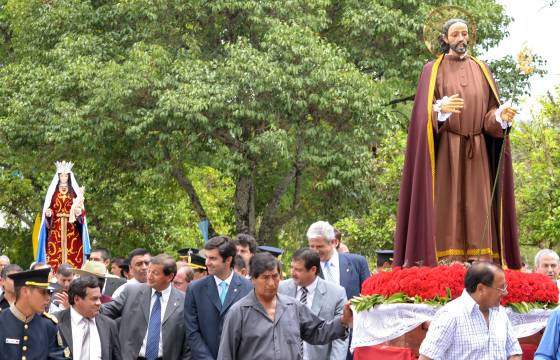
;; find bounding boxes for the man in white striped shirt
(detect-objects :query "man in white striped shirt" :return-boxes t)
[419,262,522,360]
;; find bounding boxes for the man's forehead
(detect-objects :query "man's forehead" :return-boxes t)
[540,254,559,264]
[448,22,468,34]
[261,269,279,276]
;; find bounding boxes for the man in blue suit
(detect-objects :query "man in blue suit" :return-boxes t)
[307,221,370,300]
[308,221,370,360]
[184,236,253,359]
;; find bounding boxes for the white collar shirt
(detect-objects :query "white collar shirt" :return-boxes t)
[139,284,172,357]
[419,289,522,360]
[70,306,102,360]
[321,250,340,285]
[214,271,234,292]
[297,276,319,309]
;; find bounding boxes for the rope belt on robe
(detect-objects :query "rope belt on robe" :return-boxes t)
[447,128,482,159]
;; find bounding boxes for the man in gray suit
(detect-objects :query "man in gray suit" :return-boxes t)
[102,254,190,360]
[55,275,121,359]
[279,247,348,360]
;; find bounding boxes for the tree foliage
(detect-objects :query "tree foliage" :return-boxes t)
[512,91,560,250]
[0,0,530,261]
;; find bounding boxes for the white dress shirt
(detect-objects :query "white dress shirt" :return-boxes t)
[139,284,172,357]
[297,276,320,360]
[214,271,234,295]
[70,307,102,360]
[321,251,340,285]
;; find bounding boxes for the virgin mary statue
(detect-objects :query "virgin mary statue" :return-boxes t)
[36,161,90,271]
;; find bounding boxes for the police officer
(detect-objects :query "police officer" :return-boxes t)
[0,267,68,359]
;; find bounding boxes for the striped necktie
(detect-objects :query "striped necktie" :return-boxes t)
[299,287,308,359]
[80,318,91,360]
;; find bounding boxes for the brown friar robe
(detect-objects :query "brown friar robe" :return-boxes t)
[433,54,504,262]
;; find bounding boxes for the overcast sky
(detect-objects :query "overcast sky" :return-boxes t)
[484,0,560,120]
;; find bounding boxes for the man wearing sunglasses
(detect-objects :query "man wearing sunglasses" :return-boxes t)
[419,262,522,360]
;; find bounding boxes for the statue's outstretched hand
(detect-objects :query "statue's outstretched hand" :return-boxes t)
[500,106,517,124]
[45,208,52,217]
[441,94,464,114]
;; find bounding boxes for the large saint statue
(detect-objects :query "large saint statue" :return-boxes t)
[394,18,522,269]
[36,161,90,271]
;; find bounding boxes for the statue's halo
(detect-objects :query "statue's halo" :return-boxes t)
[423,5,478,57]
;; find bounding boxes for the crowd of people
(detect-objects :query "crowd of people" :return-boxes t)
[1,226,560,359]
[0,220,371,360]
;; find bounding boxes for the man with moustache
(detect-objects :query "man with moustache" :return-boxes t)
[278,248,348,359]
[0,268,67,359]
[394,18,521,268]
[419,262,521,360]
[55,276,121,359]
[185,236,252,359]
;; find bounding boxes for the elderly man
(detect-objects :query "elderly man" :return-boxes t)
[218,252,352,360]
[418,262,522,360]
[307,221,370,300]
[278,248,348,359]
[173,266,193,293]
[534,249,560,283]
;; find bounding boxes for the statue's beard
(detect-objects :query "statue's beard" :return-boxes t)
[450,41,468,55]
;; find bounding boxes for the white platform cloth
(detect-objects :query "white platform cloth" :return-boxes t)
[351,303,552,351]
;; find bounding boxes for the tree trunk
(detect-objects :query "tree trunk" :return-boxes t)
[234,173,256,236]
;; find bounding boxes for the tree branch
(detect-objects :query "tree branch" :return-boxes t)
[385,94,415,106]
[162,146,217,238]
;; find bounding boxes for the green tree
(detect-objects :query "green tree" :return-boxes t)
[0,0,526,260]
[512,91,560,250]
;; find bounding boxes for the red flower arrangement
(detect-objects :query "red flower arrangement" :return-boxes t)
[356,264,558,312]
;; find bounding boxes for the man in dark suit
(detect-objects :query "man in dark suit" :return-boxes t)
[307,221,370,359]
[185,236,253,359]
[307,221,370,300]
[55,275,121,359]
[102,254,190,360]
[0,268,67,359]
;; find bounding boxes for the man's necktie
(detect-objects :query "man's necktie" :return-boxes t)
[80,318,91,360]
[299,287,309,360]
[219,281,229,305]
[145,291,162,360]
[324,261,336,284]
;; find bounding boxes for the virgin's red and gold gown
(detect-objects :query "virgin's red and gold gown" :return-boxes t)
[46,188,83,271]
